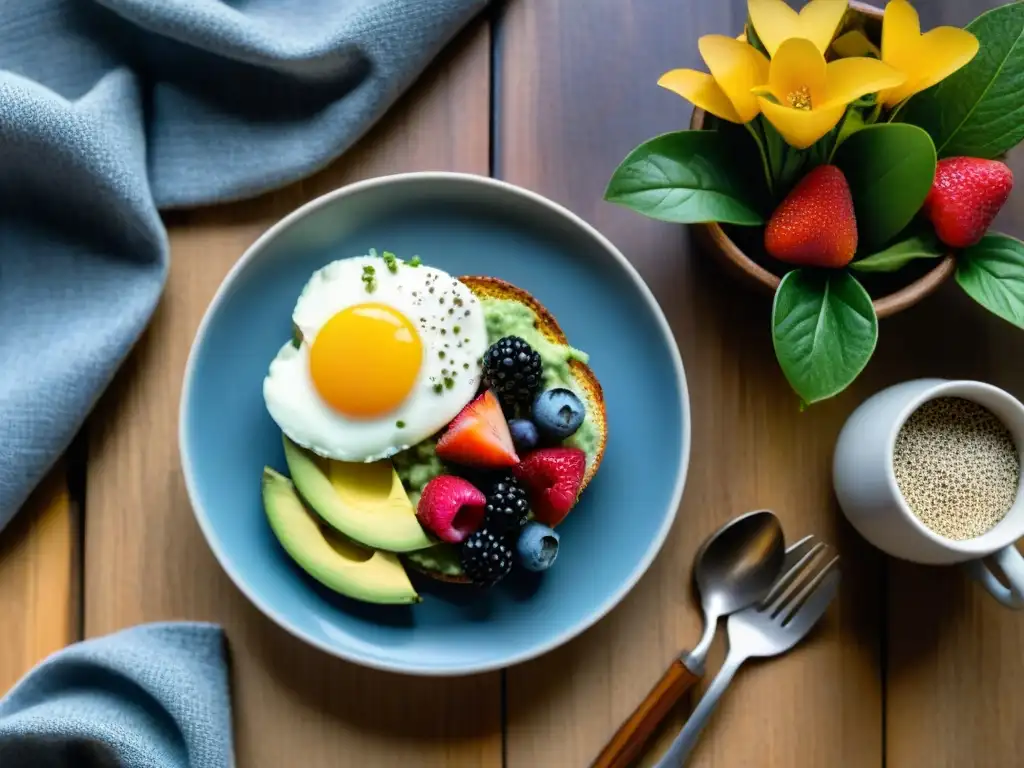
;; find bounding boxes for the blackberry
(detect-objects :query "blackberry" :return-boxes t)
[459,527,514,586]
[483,336,543,412]
[485,474,530,532]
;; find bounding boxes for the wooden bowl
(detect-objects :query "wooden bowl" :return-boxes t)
[689,1,955,319]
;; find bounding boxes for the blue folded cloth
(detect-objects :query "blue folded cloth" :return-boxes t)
[0,623,232,767]
[0,0,487,531]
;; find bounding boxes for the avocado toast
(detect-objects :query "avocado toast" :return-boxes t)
[261,251,607,602]
[402,276,607,584]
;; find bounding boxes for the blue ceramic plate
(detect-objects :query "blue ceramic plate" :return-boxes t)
[181,173,689,675]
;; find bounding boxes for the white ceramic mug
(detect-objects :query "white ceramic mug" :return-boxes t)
[834,378,1024,608]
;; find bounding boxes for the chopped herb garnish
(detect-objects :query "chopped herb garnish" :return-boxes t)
[453,325,461,334]
[439,351,446,359]
[409,256,422,267]
[444,377,455,389]
[396,420,406,428]
[367,248,378,257]
[463,362,470,370]
[433,383,443,394]
[382,251,398,273]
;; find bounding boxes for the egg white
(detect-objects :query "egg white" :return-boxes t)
[263,256,488,462]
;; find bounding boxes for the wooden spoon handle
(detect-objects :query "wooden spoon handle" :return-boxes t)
[591,658,700,768]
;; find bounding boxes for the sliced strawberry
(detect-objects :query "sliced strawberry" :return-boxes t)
[514,447,586,527]
[416,475,486,544]
[436,390,519,468]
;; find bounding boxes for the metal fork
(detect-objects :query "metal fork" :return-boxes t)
[655,536,841,767]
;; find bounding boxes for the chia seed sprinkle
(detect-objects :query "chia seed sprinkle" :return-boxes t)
[893,397,1020,541]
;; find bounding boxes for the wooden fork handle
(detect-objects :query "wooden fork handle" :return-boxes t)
[591,659,700,768]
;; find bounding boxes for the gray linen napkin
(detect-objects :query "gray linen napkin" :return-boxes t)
[0,623,232,767]
[0,0,487,532]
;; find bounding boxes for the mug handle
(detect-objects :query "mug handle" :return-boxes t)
[965,546,1024,609]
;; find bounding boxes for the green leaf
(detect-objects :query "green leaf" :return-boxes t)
[850,229,944,273]
[833,123,936,249]
[772,270,878,404]
[956,234,1024,329]
[605,130,764,225]
[833,107,867,155]
[762,115,786,179]
[759,116,807,198]
[898,4,1024,158]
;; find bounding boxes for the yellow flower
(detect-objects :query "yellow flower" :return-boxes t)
[831,30,880,59]
[659,35,769,123]
[877,0,978,108]
[753,38,905,148]
[748,0,848,57]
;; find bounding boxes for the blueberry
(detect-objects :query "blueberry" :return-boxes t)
[516,522,560,572]
[509,419,539,452]
[532,388,585,440]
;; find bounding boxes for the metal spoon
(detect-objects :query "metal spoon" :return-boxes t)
[591,510,786,768]
[681,509,786,675]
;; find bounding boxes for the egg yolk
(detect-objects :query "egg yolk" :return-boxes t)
[309,303,422,418]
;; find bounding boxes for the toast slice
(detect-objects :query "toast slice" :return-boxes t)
[406,276,607,584]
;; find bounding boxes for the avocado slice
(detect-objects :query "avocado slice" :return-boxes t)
[282,436,434,552]
[262,468,420,605]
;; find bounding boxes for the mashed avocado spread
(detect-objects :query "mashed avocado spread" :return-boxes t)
[398,298,600,577]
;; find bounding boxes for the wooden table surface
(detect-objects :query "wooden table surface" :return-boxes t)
[2,0,1023,765]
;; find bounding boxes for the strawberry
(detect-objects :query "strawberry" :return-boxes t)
[922,157,1013,248]
[764,165,857,268]
[436,390,519,468]
[514,447,587,527]
[416,475,486,544]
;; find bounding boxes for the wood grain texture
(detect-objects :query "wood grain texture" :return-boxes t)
[0,463,77,695]
[592,658,700,768]
[84,21,499,768]
[498,1,884,765]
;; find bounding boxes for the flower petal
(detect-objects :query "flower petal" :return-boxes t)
[797,0,849,54]
[832,30,880,58]
[820,57,905,109]
[770,38,828,107]
[881,0,921,70]
[748,0,800,57]
[699,35,770,122]
[758,97,846,148]
[658,69,744,123]
[880,26,979,106]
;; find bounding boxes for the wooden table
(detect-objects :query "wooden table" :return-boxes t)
[2,0,1023,765]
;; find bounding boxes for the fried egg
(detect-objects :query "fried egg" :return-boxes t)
[263,254,488,462]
